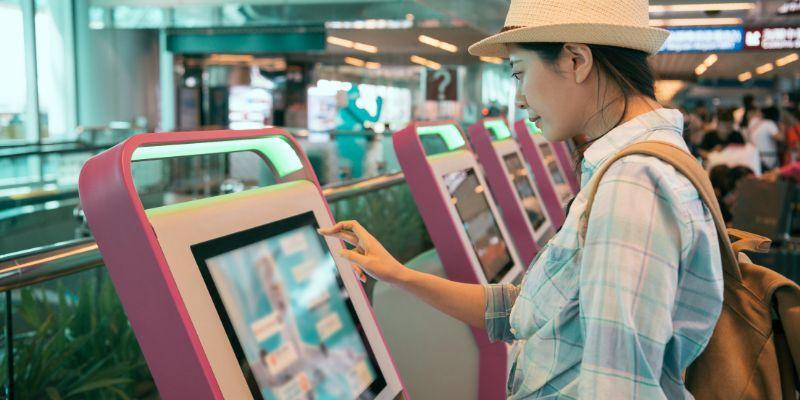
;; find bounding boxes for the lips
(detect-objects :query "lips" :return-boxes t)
[529,116,541,124]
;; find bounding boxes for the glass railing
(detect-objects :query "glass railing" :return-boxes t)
[0,128,399,255]
[0,172,432,398]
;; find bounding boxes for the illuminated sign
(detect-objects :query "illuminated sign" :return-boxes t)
[660,27,744,53]
[744,26,800,50]
[778,0,800,15]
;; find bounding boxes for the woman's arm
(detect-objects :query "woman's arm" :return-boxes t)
[319,220,487,328]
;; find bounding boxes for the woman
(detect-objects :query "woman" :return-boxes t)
[320,0,724,398]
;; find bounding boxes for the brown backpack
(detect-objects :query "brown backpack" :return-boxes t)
[581,141,800,399]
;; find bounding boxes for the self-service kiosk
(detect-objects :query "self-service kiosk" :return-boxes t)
[514,119,573,213]
[392,120,524,400]
[467,117,556,264]
[551,140,580,194]
[79,129,405,400]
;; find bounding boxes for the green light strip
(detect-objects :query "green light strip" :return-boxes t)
[416,124,466,151]
[131,136,304,177]
[525,119,543,136]
[483,119,512,141]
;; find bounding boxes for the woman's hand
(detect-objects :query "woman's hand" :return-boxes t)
[318,220,408,284]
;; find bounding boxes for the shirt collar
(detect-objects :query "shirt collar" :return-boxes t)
[580,108,683,185]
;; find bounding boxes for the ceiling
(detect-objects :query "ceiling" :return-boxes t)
[91,0,800,79]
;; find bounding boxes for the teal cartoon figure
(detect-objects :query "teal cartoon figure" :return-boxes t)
[335,86,384,179]
[337,85,383,131]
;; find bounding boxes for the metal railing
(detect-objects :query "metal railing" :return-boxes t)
[0,172,407,292]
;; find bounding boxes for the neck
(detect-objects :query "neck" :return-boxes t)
[585,94,662,140]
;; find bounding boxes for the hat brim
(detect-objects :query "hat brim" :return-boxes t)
[468,23,670,58]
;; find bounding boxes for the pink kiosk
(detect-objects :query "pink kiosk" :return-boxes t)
[551,141,580,194]
[79,129,406,400]
[514,119,574,212]
[393,120,524,400]
[467,117,556,265]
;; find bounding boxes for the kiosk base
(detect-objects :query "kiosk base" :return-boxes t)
[372,249,481,400]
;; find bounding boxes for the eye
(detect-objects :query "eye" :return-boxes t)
[511,71,522,81]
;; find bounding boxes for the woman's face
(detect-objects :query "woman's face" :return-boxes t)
[508,44,596,142]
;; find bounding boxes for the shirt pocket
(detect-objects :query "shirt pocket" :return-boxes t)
[510,244,579,338]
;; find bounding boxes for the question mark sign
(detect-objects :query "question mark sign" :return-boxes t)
[433,69,452,101]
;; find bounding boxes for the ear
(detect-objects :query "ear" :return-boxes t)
[562,43,593,84]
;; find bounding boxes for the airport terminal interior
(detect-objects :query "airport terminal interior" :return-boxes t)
[1,0,800,398]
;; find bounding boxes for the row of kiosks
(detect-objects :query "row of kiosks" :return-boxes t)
[468,117,558,264]
[383,118,579,399]
[79,129,406,400]
[514,119,579,207]
[392,120,525,400]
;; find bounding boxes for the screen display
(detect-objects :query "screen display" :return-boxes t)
[538,143,566,185]
[538,142,573,203]
[192,212,385,400]
[504,153,546,231]
[442,169,514,283]
[419,133,450,156]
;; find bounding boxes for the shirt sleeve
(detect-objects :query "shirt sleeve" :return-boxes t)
[484,284,519,343]
[578,159,684,399]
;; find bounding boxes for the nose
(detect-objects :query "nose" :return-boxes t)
[515,91,527,110]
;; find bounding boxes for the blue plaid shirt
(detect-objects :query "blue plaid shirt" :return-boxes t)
[485,108,724,399]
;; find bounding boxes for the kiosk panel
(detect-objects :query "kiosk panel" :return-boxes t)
[192,212,386,400]
[442,169,513,283]
[503,153,546,231]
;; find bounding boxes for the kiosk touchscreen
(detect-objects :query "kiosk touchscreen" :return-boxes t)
[393,120,523,400]
[468,118,556,265]
[79,130,405,400]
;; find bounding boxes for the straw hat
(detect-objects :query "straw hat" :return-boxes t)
[468,0,669,57]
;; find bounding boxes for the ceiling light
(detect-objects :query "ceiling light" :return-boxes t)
[756,63,774,74]
[649,2,756,13]
[328,36,379,53]
[738,71,753,81]
[703,54,718,67]
[353,42,378,53]
[327,36,354,48]
[480,56,504,64]
[695,64,708,75]
[208,54,254,64]
[776,53,800,67]
[649,17,743,27]
[365,62,381,69]
[410,55,441,70]
[418,35,458,53]
[344,57,366,67]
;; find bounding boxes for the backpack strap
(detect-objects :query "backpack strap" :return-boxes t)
[578,141,742,282]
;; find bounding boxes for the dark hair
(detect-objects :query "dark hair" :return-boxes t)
[700,131,724,151]
[743,94,755,108]
[517,43,656,168]
[717,107,735,123]
[727,130,745,145]
[762,106,780,124]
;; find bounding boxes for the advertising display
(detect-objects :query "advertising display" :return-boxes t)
[661,27,744,53]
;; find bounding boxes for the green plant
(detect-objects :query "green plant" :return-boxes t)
[3,269,157,399]
[330,183,433,264]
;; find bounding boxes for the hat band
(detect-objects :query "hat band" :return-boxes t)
[500,25,525,33]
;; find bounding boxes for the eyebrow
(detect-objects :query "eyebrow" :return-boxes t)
[509,59,518,67]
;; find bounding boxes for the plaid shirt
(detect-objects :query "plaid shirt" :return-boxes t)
[485,108,724,399]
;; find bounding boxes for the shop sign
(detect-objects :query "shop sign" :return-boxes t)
[660,27,744,53]
[778,0,800,15]
[744,26,800,50]
[426,68,458,101]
